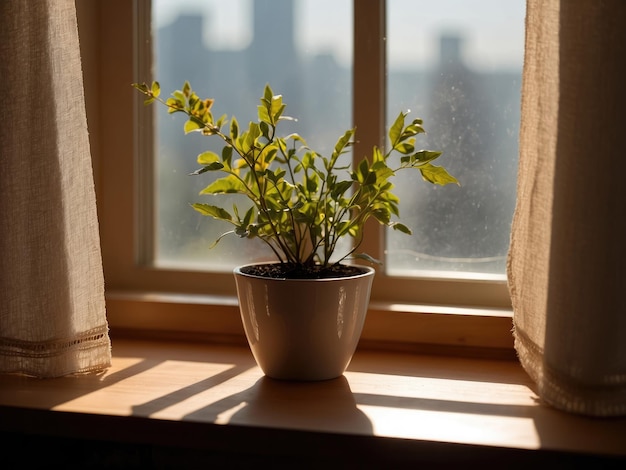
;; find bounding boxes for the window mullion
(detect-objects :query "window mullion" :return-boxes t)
[134,0,155,267]
[353,0,386,266]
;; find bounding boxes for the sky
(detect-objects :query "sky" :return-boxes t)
[153,0,526,71]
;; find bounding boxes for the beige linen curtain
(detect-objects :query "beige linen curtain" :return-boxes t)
[508,0,626,416]
[0,0,111,377]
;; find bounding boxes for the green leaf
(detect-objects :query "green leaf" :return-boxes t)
[357,158,369,183]
[191,203,232,221]
[243,206,255,227]
[419,163,460,186]
[372,208,391,224]
[353,252,382,265]
[165,97,183,113]
[388,111,406,146]
[331,180,353,199]
[234,226,250,238]
[184,117,203,134]
[263,84,273,103]
[131,82,148,93]
[216,114,227,130]
[270,95,285,124]
[230,117,239,141]
[222,146,233,167]
[257,104,271,124]
[400,121,425,138]
[189,163,223,175]
[336,220,352,237]
[331,129,355,164]
[197,151,220,165]
[391,222,412,234]
[393,141,415,155]
[265,168,283,184]
[151,81,161,97]
[242,122,262,153]
[200,175,247,194]
[371,146,384,164]
[413,150,443,165]
[182,81,191,97]
[260,121,270,139]
[306,173,319,193]
[208,230,235,249]
[173,90,185,103]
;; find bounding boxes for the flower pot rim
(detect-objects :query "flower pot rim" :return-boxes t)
[233,262,375,282]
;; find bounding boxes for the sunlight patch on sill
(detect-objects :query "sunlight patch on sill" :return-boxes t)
[52,360,238,417]
[360,405,540,449]
[214,401,248,424]
[369,301,513,318]
[147,367,259,421]
[345,371,536,406]
[385,267,508,283]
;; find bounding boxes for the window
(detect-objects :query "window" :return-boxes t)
[148,0,353,271]
[386,1,524,278]
[90,0,524,349]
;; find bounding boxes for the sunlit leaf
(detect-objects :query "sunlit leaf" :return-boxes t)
[258,104,271,124]
[400,121,425,138]
[391,222,412,234]
[393,141,415,155]
[331,129,355,163]
[357,158,369,183]
[413,150,443,165]
[419,163,460,186]
[200,175,247,194]
[191,203,232,221]
[222,146,233,167]
[208,230,235,249]
[263,84,273,103]
[197,151,220,165]
[270,95,285,124]
[243,206,255,226]
[331,180,353,199]
[184,117,203,134]
[151,81,160,97]
[353,252,382,265]
[182,81,191,97]
[189,162,223,175]
[230,117,239,141]
[388,111,406,146]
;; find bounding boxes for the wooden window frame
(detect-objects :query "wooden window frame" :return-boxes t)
[80,0,514,354]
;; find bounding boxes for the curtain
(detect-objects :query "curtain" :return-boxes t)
[0,0,111,377]
[508,0,626,416]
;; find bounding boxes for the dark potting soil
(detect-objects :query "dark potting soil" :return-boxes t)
[239,263,367,279]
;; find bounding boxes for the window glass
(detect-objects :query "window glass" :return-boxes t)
[150,0,353,270]
[385,0,525,277]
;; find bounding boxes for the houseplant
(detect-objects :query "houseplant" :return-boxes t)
[133,81,458,380]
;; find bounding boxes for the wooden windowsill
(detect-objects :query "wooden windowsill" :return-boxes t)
[1,338,625,466]
[103,291,517,358]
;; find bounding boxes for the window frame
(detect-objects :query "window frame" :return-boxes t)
[86,0,514,352]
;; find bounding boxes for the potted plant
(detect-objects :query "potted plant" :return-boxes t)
[133,82,458,380]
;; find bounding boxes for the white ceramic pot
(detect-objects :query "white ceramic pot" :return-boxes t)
[233,264,375,381]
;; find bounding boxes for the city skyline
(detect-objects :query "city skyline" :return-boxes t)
[153,0,525,71]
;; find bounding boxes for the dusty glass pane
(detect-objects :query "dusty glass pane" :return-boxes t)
[150,0,352,271]
[386,0,525,277]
